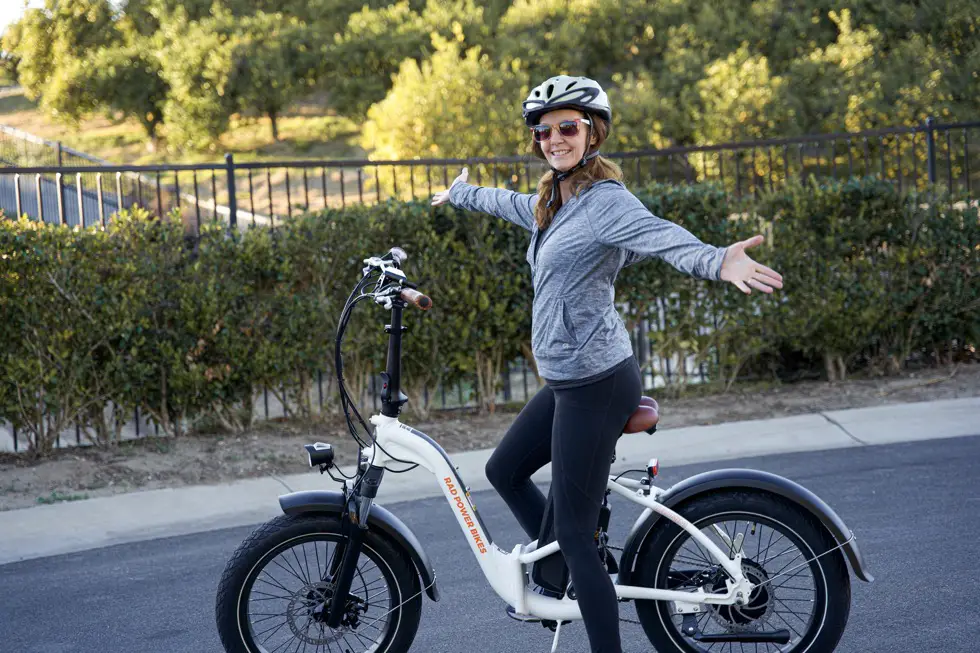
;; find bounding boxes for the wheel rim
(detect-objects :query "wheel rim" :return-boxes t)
[655,511,826,653]
[238,533,400,653]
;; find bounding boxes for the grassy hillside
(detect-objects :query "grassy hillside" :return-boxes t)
[0,89,366,165]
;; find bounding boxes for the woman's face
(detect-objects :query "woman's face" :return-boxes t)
[536,109,594,172]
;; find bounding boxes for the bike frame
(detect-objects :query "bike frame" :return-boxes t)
[344,281,753,624]
[358,413,754,622]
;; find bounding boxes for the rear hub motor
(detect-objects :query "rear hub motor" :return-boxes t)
[709,559,773,630]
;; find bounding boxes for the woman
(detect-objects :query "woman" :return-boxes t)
[431,75,783,653]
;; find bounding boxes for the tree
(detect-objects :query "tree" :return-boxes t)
[324,2,429,118]
[362,37,529,161]
[158,15,237,151]
[225,14,326,141]
[694,44,787,144]
[496,0,657,82]
[44,44,169,149]
[2,7,54,100]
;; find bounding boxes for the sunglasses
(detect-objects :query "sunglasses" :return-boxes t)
[530,118,591,143]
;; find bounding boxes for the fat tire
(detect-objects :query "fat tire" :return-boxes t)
[633,490,851,653]
[215,513,422,653]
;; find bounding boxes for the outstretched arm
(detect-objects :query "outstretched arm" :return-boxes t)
[431,167,536,232]
[594,185,783,293]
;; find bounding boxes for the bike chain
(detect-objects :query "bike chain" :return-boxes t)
[336,537,851,633]
[606,544,643,626]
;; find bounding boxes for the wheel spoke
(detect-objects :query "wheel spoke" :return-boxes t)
[770,608,804,638]
[774,598,811,620]
[257,619,290,643]
[655,512,827,653]
[250,589,295,601]
[270,557,308,586]
[758,531,785,562]
[291,546,313,586]
[255,573,295,595]
[761,543,798,566]
[238,530,404,653]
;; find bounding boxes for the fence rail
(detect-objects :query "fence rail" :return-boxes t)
[3,118,978,453]
[2,118,978,234]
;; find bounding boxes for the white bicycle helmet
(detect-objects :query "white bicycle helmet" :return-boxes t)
[522,75,612,126]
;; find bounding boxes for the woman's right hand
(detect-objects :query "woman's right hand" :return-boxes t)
[430,167,468,206]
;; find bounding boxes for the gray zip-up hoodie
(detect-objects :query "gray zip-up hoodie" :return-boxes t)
[449,179,727,382]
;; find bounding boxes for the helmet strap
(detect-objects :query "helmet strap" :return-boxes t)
[546,122,600,209]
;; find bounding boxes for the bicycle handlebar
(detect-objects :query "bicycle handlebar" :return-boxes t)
[400,288,432,310]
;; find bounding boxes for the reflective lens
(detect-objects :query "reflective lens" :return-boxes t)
[531,119,588,143]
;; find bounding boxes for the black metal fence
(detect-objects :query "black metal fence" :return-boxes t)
[1,118,978,235]
[3,118,979,452]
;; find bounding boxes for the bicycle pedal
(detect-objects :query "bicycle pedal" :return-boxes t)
[506,605,542,623]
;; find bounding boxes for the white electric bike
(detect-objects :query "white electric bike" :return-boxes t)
[216,247,872,653]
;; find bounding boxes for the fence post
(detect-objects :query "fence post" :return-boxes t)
[925,116,937,185]
[57,141,63,167]
[225,153,237,230]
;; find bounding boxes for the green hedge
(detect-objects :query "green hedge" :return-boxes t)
[1,178,977,454]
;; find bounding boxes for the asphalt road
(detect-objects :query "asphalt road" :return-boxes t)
[2,435,979,653]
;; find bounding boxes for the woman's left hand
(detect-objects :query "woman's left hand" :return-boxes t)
[719,235,784,294]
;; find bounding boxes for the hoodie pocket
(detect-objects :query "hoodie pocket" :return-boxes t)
[550,299,578,349]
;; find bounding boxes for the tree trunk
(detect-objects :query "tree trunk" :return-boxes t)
[269,110,279,141]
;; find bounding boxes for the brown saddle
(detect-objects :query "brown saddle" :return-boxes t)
[623,396,660,434]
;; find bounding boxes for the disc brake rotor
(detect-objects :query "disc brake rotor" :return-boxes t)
[285,582,352,646]
[707,559,774,633]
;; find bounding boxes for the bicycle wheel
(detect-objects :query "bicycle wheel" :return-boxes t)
[216,513,422,653]
[634,491,851,653]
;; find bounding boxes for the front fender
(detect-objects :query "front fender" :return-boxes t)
[617,468,873,586]
[279,490,439,601]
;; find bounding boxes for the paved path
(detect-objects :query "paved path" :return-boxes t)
[2,435,978,652]
[1,397,977,565]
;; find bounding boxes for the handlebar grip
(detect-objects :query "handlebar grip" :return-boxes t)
[400,288,432,310]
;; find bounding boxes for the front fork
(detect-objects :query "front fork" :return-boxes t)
[325,464,385,629]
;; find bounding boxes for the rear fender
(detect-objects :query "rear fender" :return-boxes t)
[279,490,440,601]
[616,469,873,586]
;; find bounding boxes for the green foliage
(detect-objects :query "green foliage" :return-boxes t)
[157,15,238,151]
[362,38,529,162]
[44,44,169,144]
[3,0,120,103]
[323,1,429,119]
[224,13,328,141]
[495,0,655,82]
[7,0,978,154]
[324,0,491,119]
[2,180,977,455]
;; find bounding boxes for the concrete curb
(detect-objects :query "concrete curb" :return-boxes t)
[1,397,977,566]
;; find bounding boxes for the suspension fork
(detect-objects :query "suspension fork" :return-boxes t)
[325,464,385,629]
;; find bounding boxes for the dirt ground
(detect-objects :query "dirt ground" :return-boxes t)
[2,363,978,512]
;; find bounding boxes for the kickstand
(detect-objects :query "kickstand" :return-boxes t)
[549,619,563,653]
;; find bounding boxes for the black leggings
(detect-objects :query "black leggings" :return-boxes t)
[485,357,642,653]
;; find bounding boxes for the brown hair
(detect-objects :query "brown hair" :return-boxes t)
[532,112,623,231]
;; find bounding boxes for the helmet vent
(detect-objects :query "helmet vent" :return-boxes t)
[546,84,554,98]
[566,81,577,89]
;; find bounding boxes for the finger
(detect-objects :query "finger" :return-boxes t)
[754,271,783,289]
[734,279,751,294]
[747,278,773,293]
[755,263,783,282]
[741,234,765,249]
